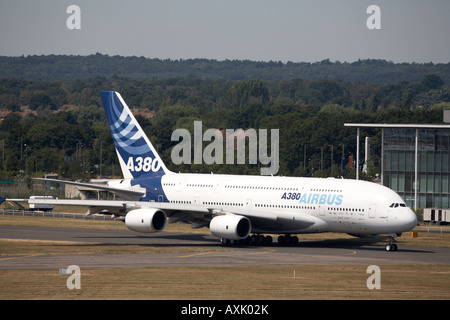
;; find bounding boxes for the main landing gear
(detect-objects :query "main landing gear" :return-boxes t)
[220,234,299,246]
[277,234,299,246]
[221,234,273,246]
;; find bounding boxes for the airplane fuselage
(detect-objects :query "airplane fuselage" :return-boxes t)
[131,172,418,236]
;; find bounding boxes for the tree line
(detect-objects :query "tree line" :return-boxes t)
[1,73,447,113]
[0,74,448,181]
[1,54,450,83]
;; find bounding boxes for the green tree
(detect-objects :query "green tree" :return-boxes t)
[421,74,444,90]
[218,79,269,108]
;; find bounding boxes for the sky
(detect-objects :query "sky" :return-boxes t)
[0,0,449,63]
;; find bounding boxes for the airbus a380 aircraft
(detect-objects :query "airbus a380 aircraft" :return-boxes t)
[19,91,417,251]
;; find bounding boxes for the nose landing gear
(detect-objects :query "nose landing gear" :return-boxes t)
[385,234,398,251]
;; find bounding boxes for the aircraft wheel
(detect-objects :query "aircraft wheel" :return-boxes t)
[385,243,398,251]
[256,235,265,245]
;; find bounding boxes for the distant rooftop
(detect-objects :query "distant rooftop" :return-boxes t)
[344,123,450,129]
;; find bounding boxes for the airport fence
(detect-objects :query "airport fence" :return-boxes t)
[0,209,122,221]
[0,180,65,199]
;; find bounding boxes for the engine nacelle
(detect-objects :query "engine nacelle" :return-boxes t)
[209,215,251,240]
[125,208,167,233]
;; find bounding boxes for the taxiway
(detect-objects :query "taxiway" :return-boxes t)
[1,225,449,269]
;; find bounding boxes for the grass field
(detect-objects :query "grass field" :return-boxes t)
[1,214,450,300]
[1,264,449,300]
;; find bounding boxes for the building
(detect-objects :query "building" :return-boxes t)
[345,123,450,211]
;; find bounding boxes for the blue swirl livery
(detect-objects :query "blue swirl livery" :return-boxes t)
[100,91,169,201]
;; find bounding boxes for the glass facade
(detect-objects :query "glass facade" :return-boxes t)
[383,128,450,209]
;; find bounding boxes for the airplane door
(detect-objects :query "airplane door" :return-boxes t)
[246,199,252,212]
[319,205,326,216]
[177,180,184,192]
[368,204,376,218]
[215,180,223,193]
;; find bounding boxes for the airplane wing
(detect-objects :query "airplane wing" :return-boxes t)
[15,195,316,232]
[24,197,211,218]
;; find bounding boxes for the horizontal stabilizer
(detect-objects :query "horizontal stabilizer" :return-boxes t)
[33,178,145,200]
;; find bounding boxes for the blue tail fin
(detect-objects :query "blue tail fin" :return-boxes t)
[100,91,169,179]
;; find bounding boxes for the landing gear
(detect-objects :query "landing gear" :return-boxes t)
[385,243,397,251]
[251,234,272,245]
[277,234,299,246]
[220,234,298,246]
[220,234,273,246]
[385,235,398,252]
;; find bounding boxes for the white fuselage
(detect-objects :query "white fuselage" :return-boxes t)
[158,173,417,236]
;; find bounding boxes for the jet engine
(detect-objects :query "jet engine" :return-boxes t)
[125,208,167,233]
[209,215,251,240]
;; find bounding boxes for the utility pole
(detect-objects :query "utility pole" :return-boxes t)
[328,144,333,171]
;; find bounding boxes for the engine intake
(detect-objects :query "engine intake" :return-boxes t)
[209,215,251,240]
[125,208,167,233]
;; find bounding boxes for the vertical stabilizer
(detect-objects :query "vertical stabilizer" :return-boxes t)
[100,91,168,179]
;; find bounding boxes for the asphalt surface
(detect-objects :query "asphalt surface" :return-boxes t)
[1,225,450,269]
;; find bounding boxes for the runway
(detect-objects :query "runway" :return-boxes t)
[1,225,450,269]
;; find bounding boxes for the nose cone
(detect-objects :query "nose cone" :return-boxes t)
[400,208,418,231]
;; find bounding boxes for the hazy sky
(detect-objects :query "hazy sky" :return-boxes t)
[1,0,449,63]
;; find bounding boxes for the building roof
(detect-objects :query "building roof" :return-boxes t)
[344,123,450,129]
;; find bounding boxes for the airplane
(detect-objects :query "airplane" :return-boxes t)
[6,91,418,251]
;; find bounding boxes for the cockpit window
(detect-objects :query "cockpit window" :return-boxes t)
[390,203,407,208]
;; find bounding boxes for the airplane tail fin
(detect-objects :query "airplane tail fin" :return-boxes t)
[100,91,169,179]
